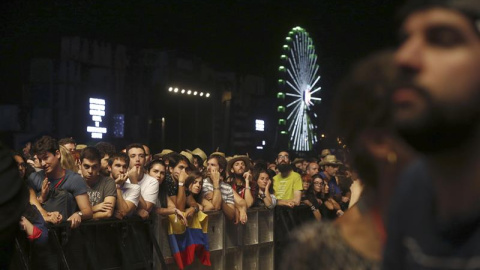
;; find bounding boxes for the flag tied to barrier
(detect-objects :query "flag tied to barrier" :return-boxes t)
[167,211,211,269]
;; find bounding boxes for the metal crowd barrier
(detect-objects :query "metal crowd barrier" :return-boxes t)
[13,206,313,270]
[154,208,275,270]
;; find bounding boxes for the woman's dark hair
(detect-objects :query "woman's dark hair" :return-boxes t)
[146,159,168,207]
[252,167,274,194]
[146,158,165,173]
[11,152,34,181]
[308,174,328,199]
[185,170,204,202]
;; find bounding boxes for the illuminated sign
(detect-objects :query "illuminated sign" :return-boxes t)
[87,98,107,139]
[255,119,265,132]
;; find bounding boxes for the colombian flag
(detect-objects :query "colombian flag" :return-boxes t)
[167,211,211,269]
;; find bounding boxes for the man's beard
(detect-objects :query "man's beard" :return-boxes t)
[277,164,292,174]
[393,82,480,154]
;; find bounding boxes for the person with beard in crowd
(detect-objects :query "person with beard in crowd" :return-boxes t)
[319,155,343,203]
[273,151,302,208]
[109,152,140,219]
[283,50,416,270]
[95,142,116,177]
[226,155,256,208]
[383,0,480,268]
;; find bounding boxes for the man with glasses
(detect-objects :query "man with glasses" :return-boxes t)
[319,155,343,203]
[273,151,302,207]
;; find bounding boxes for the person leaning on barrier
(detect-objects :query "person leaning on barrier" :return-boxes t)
[273,151,302,208]
[202,154,236,221]
[80,147,116,220]
[126,143,159,219]
[226,155,256,208]
[28,136,93,228]
[165,153,204,218]
[252,167,277,209]
[109,152,141,219]
[94,141,116,177]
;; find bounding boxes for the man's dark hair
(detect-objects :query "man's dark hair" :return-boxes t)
[80,147,102,163]
[126,143,145,155]
[108,152,129,166]
[208,154,228,179]
[398,0,480,32]
[167,153,191,170]
[32,136,59,156]
[277,150,290,158]
[95,142,116,158]
[58,137,76,146]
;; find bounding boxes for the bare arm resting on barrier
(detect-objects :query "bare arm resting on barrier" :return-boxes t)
[243,172,254,208]
[29,188,63,224]
[277,199,296,208]
[93,196,116,219]
[114,176,139,218]
[172,168,188,211]
[293,190,302,206]
[155,195,176,216]
[233,190,247,224]
[68,193,93,228]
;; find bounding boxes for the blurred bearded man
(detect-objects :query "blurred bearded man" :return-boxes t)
[383,1,480,269]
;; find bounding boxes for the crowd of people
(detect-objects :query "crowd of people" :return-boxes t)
[4,0,480,269]
[11,134,356,268]
[15,135,356,230]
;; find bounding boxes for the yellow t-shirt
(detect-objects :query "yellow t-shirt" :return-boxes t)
[273,171,303,200]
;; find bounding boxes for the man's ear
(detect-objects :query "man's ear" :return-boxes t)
[55,150,61,160]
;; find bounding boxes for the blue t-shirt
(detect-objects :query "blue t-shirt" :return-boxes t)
[383,159,480,270]
[28,169,88,197]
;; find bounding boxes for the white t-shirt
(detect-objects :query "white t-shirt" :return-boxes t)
[136,173,159,205]
[121,182,141,207]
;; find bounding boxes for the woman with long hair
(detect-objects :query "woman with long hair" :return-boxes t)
[146,159,184,221]
[185,170,214,210]
[252,167,276,209]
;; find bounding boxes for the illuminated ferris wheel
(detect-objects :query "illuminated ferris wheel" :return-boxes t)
[277,26,322,152]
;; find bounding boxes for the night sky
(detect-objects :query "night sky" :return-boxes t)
[1,0,405,96]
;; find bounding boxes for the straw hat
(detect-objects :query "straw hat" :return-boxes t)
[319,155,343,166]
[292,158,304,165]
[320,149,331,158]
[76,144,87,150]
[210,151,225,158]
[190,148,207,162]
[154,149,174,159]
[226,155,252,174]
[203,152,226,167]
[180,151,194,165]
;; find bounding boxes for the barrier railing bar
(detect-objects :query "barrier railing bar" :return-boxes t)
[14,238,29,270]
[50,229,71,270]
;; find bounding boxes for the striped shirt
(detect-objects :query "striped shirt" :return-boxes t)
[202,178,235,205]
